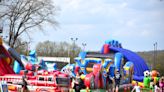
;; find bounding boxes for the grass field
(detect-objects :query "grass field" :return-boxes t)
[0,86,154,92]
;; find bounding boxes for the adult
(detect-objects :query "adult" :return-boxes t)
[114,69,122,92]
[73,72,85,92]
[107,70,115,92]
[108,75,115,92]
[21,70,29,92]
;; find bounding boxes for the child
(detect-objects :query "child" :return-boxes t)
[154,82,160,92]
[150,79,155,90]
[131,82,141,92]
[159,77,164,92]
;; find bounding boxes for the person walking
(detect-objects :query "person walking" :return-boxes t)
[108,76,115,92]
[21,71,29,92]
[107,69,115,92]
[73,72,85,92]
[114,69,122,92]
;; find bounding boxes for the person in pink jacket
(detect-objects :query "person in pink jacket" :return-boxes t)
[159,77,164,92]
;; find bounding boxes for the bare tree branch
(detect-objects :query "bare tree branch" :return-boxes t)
[0,0,58,48]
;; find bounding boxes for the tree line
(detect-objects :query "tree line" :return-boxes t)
[36,40,81,57]
[16,40,82,63]
[137,50,164,76]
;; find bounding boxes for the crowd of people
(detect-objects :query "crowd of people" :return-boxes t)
[71,71,85,92]
[107,69,164,92]
[131,76,164,92]
[70,69,123,92]
[21,68,164,92]
[107,69,122,92]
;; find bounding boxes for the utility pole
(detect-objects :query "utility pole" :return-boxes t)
[82,43,87,51]
[153,43,155,69]
[153,42,158,69]
[24,42,30,56]
[155,42,157,69]
[70,38,78,63]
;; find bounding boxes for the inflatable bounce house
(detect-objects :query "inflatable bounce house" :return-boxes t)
[0,37,70,92]
[65,40,150,90]
[13,50,50,74]
[0,37,15,76]
[1,36,161,91]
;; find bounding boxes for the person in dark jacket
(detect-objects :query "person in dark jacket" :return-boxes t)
[73,72,85,92]
[114,69,122,92]
[21,70,29,92]
[107,71,115,92]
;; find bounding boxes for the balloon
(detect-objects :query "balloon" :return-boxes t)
[151,70,157,77]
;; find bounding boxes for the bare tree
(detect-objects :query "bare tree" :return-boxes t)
[0,0,58,48]
[35,41,82,59]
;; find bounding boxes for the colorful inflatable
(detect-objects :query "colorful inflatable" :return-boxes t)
[61,64,76,77]
[69,39,151,91]
[75,58,102,74]
[123,61,134,83]
[0,37,70,92]
[13,50,49,74]
[0,38,15,75]
[78,40,149,82]
[84,64,106,89]
[74,51,130,89]
[1,37,153,91]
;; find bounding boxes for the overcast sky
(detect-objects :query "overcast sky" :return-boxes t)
[30,0,164,52]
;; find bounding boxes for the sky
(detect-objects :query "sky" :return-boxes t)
[30,0,164,52]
